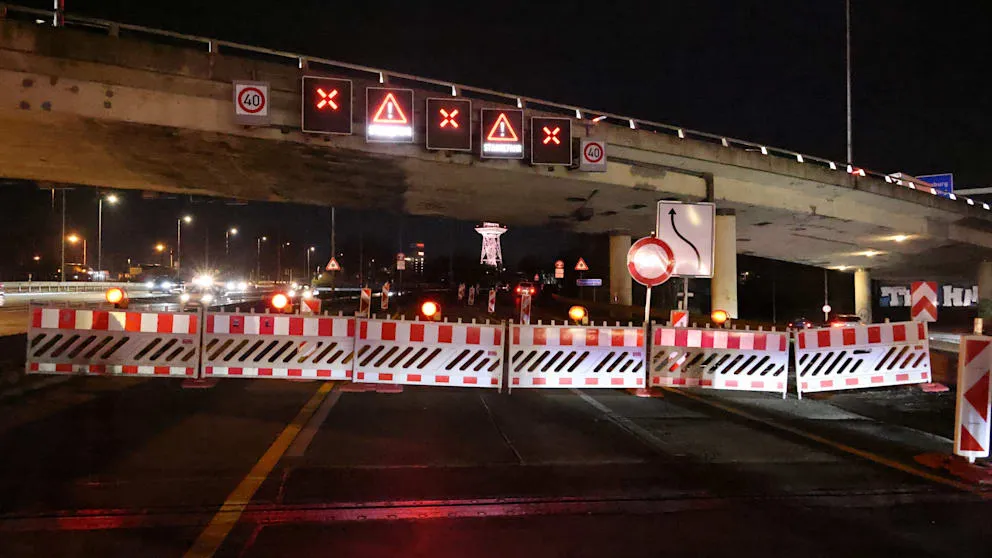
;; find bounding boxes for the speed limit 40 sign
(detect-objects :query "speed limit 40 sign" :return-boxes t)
[579,139,607,172]
[233,81,271,125]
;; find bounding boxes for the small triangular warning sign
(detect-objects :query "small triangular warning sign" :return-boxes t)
[372,92,408,124]
[326,257,341,271]
[960,425,985,452]
[575,258,589,271]
[964,372,990,420]
[486,112,519,142]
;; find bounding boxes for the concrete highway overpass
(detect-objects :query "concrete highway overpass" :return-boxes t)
[2,6,991,318]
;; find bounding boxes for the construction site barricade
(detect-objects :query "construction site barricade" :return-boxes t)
[26,305,200,377]
[508,321,646,389]
[649,325,789,395]
[354,317,504,388]
[202,312,355,380]
[795,321,931,397]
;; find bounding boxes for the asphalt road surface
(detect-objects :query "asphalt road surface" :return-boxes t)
[0,293,988,557]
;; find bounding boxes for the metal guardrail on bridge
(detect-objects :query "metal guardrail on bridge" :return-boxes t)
[1,281,148,293]
[0,2,988,212]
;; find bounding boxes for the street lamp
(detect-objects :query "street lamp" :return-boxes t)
[66,234,87,268]
[226,227,238,256]
[256,236,267,280]
[306,246,315,281]
[97,193,119,272]
[176,215,192,270]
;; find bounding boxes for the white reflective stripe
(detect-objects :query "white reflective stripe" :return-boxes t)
[686,329,702,348]
[366,320,382,340]
[173,313,191,334]
[140,313,157,332]
[213,315,230,334]
[739,333,754,350]
[878,324,894,344]
[38,362,56,371]
[420,322,440,344]
[713,330,728,349]
[244,316,261,335]
[303,318,319,336]
[75,310,94,330]
[40,308,59,328]
[108,311,127,331]
[660,328,676,347]
[335,318,350,337]
[274,317,290,335]
[393,323,411,343]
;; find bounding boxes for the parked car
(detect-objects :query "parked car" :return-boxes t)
[828,314,863,327]
[788,317,814,329]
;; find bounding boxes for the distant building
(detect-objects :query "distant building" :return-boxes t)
[408,242,425,275]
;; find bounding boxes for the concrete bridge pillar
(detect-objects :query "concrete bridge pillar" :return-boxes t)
[978,261,992,322]
[854,268,872,323]
[609,232,632,306]
[712,209,738,319]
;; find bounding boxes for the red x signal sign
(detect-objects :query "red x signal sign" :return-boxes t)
[316,88,339,110]
[426,98,472,151]
[531,116,571,165]
[440,108,459,128]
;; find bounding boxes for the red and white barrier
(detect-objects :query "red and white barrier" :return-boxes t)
[670,310,688,328]
[649,326,789,395]
[955,337,991,461]
[520,293,532,325]
[488,289,496,313]
[911,281,938,322]
[509,322,645,389]
[795,321,931,397]
[354,318,504,388]
[27,306,200,377]
[359,288,371,317]
[202,312,354,380]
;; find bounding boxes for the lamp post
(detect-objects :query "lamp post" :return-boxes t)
[225,227,238,256]
[67,234,86,268]
[255,236,267,280]
[306,246,315,282]
[176,215,192,270]
[155,243,173,268]
[97,193,118,272]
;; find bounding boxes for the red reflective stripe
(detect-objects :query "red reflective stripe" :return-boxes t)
[154,366,170,376]
[31,308,42,329]
[872,376,884,383]
[318,318,333,337]
[654,329,662,345]
[753,334,767,351]
[206,314,215,334]
[410,323,425,342]
[512,327,519,345]
[494,328,502,346]
[379,373,394,381]
[381,322,396,341]
[463,376,478,385]
[842,328,856,346]
[701,379,713,386]
[436,375,450,383]
[360,321,368,340]
[892,324,906,342]
[157,313,174,334]
[611,329,625,347]
[257,368,271,376]
[896,373,909,382]
[816,330,831,348]
[586,378,600,386]
[779,335,787,351]
[586,329,599,346]
[316,370,332,377]
[89,365,106,374]
[821,380,833,388]
[289,317,304,336]
[259,317,275,335]
[798,332,806,350]
[347,319,355,338]
[407,374,422,382]
[725,380,738,387]
[188,314,197,334]
[125,312,142,332]
[674,328,688,347]
[868,326,881,343]
[533,328,547,346]
[439,325,453,343]
[92,311,109,331]
[611,377,624,385]
[122,365,139,375]
[846,377,859,386]
[918,322,925,341]
[288,369,302,377]
[727,332,741,350]
[559,377,572,385]
[55,363,73,372]
[58,309,75,329]
[560,328,573,345]
[466,327,481,345]
[229,316,244,335]
[636,329,644,347]
[751,381,764,389]
[228,368,244,376]
[700,330,714,349]
[532,377,546,385]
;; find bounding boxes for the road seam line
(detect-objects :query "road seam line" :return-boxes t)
[286,385,342,458]
[184,381,335,558]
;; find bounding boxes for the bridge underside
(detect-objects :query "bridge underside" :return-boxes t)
[1,108,988,283]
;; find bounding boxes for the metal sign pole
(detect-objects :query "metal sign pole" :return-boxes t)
[644,286,652,325]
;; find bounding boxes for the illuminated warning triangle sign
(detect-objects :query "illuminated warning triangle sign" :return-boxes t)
[372,92,409,124]
[575,258,589,271]
[326,257,341,271]
[486,112,520,142]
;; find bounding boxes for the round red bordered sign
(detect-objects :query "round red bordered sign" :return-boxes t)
[237,86,266,114]
[626,237,675,287]
[583,142,604,163]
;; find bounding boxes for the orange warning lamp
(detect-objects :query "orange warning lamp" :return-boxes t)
[568,305,588,324]
[711,309,729,325]
[420,300,440,321]
[105,287,127,308]
[271,293,290,312]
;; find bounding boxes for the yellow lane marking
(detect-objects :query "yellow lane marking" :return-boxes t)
[662,387,990,499]
[184,382,336,557]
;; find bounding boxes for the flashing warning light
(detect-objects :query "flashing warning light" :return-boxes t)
[542,126,561,145]
[316,88,339,110]
[372,92,409,124]
[105,287,125,305]
[271,293,289,310]
[568,305,588,323]
[439,108,459,128]
[421,300,439,318]
[711,309,729,325]
[486,112,519,142]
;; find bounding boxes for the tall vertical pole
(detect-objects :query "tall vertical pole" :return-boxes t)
[59,190,66,283]
[82,239,87,268]
[845,0,853,163]
[97,197,103,272]
[256,238,261,280]
[204,229,209,270]
[330,207,336,295]
[823,268,830,322]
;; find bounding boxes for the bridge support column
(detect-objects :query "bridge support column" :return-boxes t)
[712,209,738,319]
[854,268,872,323]
[609,232,632,306]
[979,261,992,323]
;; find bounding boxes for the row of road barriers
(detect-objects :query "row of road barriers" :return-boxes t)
[26,305,933,397]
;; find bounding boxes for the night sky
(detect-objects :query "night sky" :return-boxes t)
[2,1,990,318]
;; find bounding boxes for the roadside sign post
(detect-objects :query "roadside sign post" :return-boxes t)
[578,139,607,172]
[233,81,270,126]
[627,237,676,324]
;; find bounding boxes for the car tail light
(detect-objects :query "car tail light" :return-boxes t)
[515,286,522,294]
[830,321,843,328]
[529,288,536,295]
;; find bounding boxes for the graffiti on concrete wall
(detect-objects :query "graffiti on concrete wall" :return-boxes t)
[879,285,979,307]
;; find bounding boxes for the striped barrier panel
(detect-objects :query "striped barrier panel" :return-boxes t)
[795,321,931,397]
[509,322,646,389]
[202,312,355,380]
[649,326,789,395]
[26,305,200,377]
[354,318,504,388]
[955,336,991,461]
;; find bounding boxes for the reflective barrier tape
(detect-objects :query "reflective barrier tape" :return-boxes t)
[795,321,930,396]
[509,323,645,389]
[26,306,199,377]
[202,312,354,380]
[354,318,504,387]
[954,336,991,460]
[649,326,789,394]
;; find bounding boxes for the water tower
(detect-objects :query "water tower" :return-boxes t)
[475,222,507,267]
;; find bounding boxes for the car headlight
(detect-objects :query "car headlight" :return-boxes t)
[144,281,155,289]
[180,293,191,303]
[161,281,173,290]
[226,281,236,291]
[201,293,214,304]
[238,281,248,290]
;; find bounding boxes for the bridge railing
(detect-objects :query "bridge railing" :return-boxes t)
[1,3,987,213]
